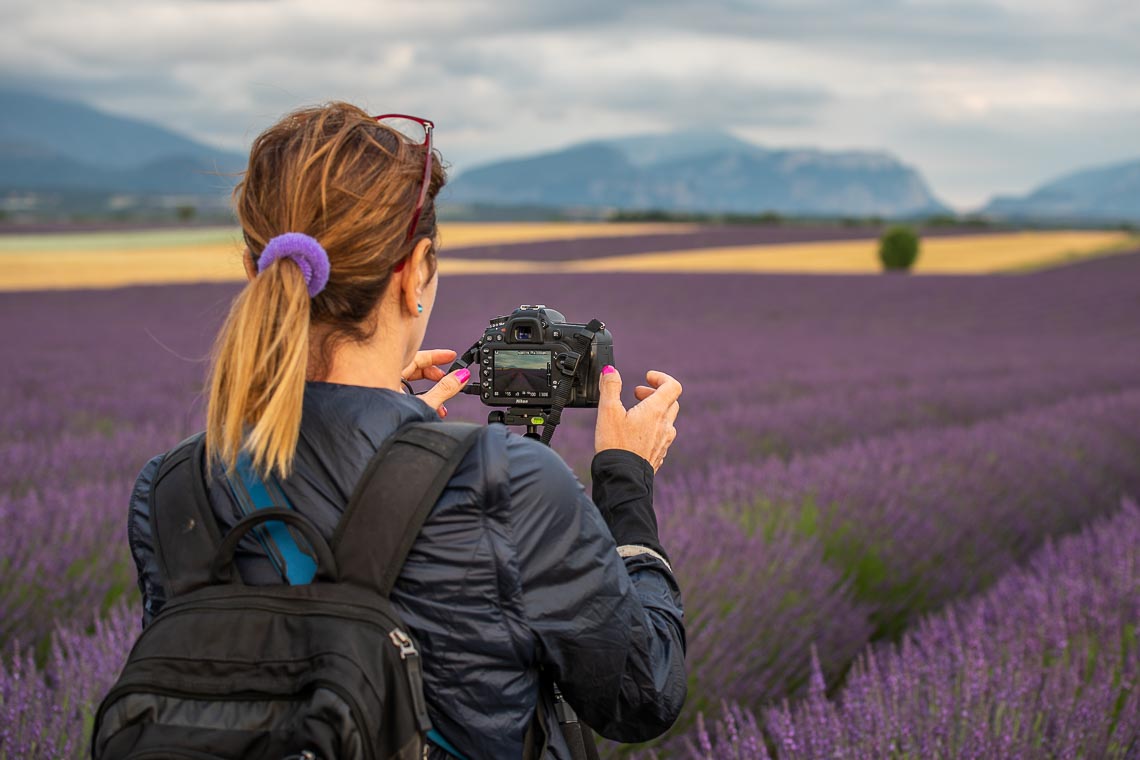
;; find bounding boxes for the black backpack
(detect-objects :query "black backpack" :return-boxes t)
[92,421,483,760]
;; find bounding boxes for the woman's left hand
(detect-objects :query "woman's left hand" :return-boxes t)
[402,349,471,418]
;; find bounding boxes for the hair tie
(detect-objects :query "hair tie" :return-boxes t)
[257,232,330,297]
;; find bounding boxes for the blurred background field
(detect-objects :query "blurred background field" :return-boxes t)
[1,223,1135,289]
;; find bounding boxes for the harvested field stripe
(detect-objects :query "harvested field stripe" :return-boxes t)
[1,229,1135,291]
[1,244,247,291]
[0,222,696,291]
[442,224,1003,262]
[0,222,696,254]
[562,231,1138,275]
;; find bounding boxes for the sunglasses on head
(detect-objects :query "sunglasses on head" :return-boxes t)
[374,113,434,273]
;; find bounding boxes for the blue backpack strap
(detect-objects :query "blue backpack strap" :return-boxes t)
[427,729,468,759]
[223,450,317,585]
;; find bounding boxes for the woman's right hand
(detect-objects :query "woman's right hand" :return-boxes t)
[594,366,682,471]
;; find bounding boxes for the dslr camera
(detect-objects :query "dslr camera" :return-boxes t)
[452,306,613,441]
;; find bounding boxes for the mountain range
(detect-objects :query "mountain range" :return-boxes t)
[0,90,244,201]
[444,132,952,218]
[981,158,1140,222]
[1,89,1137,222]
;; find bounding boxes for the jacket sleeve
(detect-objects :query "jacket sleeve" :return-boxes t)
[127,454,167,629]
[503,435,686,743]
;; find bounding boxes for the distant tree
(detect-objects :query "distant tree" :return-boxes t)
[176,204,197,223]
[925,213,959,227]
[757,210,783,225]
[879,224,921,272]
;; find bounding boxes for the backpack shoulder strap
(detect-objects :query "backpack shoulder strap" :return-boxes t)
[333,421,483,597]
[150,432,224,597]
[223,449,318,585]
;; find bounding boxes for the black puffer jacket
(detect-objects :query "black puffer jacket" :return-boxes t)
[127,381,686,758]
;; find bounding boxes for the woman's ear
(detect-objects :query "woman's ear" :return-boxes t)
[401,238,435,316]
[243,249,257,281]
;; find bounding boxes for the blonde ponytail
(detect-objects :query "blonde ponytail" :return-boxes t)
[205,258,312,480]
[202,101,448,483]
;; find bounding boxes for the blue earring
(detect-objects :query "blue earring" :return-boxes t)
[417,303,423,314]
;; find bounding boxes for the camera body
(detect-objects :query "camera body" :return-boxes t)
[467,305,613,408]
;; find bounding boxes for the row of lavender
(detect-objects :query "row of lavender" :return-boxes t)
[680,497,1140,759]
[659,389,1140,718]
[2,250,1139,755]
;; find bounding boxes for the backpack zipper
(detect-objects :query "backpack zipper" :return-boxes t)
[390,628,433,736]
[389,628,418,659]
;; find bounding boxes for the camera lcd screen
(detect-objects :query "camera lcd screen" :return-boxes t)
[493,350,552,399]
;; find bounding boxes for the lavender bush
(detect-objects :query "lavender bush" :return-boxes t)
[684,497,1140,759]
[654,494,871,720]
[0,602,139,759]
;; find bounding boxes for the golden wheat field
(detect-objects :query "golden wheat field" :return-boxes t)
[0,225,1134,291]
[0,223,693,291]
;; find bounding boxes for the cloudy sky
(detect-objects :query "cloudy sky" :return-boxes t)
[3,0,1138,209]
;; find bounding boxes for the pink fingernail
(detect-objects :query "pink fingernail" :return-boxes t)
[455,368,471,383]
[439,405,448,417]
[602,365,616,375]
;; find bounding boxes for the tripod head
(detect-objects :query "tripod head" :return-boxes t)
[487,408,551,442]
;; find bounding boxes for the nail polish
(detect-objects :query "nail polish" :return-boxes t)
[455,368,471,383]
[602,365,616,375]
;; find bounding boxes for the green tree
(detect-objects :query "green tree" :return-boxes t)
[878,224,921,272]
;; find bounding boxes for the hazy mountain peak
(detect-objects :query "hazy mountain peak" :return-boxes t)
[600,129,765,167]
[0,89,243,172]
[0,90,246,209]
[777,149,903,173]
[981,156,1140,222]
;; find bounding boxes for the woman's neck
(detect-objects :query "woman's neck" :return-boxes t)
[306,323,408,392]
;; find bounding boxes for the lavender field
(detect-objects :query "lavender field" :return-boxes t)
[3,248,1140,757]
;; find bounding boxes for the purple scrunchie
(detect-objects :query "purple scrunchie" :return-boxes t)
[256,232,330,297]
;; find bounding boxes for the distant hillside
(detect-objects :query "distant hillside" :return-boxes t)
[445,131,951,218]
[0,90,244,212]
[982,157,1140,223]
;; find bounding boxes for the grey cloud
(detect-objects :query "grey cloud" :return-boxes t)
[581,78,831,129]
[0,0,1137,206]
[501,0,1140,70]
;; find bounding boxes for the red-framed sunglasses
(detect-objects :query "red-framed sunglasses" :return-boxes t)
[374,114,434,252]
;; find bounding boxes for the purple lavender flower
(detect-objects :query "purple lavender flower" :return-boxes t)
[678,497,1140,759]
